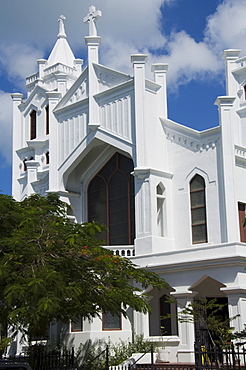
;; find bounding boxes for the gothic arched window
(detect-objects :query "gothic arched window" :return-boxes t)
[30,110,37,140]
[46,105,49,135]
[156,183,165,237]
[190,174,208,244]
[88,153,135,246]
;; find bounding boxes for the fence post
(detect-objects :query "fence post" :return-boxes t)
[71,347,75,368]
[106,345,109,370]
[195,341,202,370]
[231,343,236,370]
[151,344,154,370]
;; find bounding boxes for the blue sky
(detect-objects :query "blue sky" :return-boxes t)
[0,0,246,195]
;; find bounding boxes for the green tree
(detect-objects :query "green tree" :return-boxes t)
[0,193,167,339]
[176,298,238,347]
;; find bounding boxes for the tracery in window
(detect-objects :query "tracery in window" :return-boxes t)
[88,153,135,246]
[30,110,37,140]
[190,174,208,244]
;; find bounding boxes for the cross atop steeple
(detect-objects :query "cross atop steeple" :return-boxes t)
[84,5,102,36]
[58,15,67,38]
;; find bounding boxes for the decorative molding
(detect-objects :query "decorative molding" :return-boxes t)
[53,67,88,112]
[235,144,246,167]
[133,167,173,180]
[214,96,236,106]
[97,70,129,89]
[26,139,49,150]
[165,129,219,153]
[99,95,132,141]
[237,105,246,117]
[26,72,39,86]
[145,79,160,94]
[44,62,76,77]
[59,113,87,164]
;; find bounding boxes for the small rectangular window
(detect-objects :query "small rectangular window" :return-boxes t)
[71,316,83,332]
[102,312,121,331]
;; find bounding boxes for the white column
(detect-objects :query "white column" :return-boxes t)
[37,59,47,79]
[46,92,61,192]
[171,291,196,363]
[151,63,169,119]
[25,160,39,196]
[85,36,101,130]
[131,54,148,168]
[133,310,149,338]
[222,50,241,96]
[74,58,84,76]
[56,75,67,96]
[215,96,238,242]
[11,93,24,200]
[221,288,246,334]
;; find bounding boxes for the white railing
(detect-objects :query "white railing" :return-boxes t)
[104,245,135,257]
[44,63,75,76]
[26,72,39,85]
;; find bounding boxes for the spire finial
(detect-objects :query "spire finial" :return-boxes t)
[58,15,67,38]
[84,5,102,36]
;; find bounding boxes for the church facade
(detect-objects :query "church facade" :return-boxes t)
[11,6,246,362]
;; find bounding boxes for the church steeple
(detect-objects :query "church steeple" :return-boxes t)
[47,15,76,68]
[26,15,83,97]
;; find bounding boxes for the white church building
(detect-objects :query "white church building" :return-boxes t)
[11,6,246,362]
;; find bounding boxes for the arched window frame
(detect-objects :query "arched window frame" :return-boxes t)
[30,109,37,140]
[45,105,49,135]
[190,174,208,244]
[156,182,165,237]
[88,152,135,246]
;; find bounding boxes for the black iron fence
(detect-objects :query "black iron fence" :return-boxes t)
[5,342,246,370]
[195,342,246,370]
[6,347,75,370]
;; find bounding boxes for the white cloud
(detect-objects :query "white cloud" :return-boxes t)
[0,0,169,52]
[0,44,44,89]
[0,91,13,165]
[163,31,222,88]
[1,0,246,165]
[205,0,246,55]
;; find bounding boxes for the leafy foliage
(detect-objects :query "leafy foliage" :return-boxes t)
[233,324,246,341]
[75,333,153,368]
[0,193,167,339]
[176,298,238,347]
